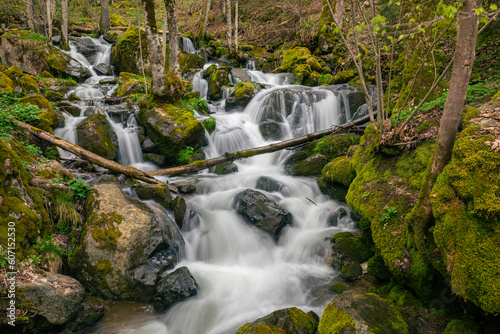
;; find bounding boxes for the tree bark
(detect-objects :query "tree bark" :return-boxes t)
[226,0,232,53]
[12,119,177,190]
[148,113,372,176]
[46,0,54,41]
[165,0,180,77]
[234,0,238,50]
[201,0,211,39]
[25,0,35,31]
[162,10,167,59]
[100,0,110,33]
[142,0,166,97]
[61,0,69,50]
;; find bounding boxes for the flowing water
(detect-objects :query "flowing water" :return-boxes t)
[60,37,361,334]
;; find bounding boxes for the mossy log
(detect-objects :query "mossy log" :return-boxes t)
[12,118,177,192]
[148,113,373,176]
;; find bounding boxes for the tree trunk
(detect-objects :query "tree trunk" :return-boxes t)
[135,1,148,95]
[201,0,211,39]
[148,113,372,176]
[234,0,238,50]
[61,0,69,50]
[226,0,232,53]
[100,0,110,33]
[142,0,166,97]
[25,0,35,31]
[46,0,54,41]
[162,11,167,59]
[165,0,180,78]
[12,118,176,190]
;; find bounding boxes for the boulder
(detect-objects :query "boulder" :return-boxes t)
[293,153,329,176]
[179,51,204,74]
[214,162,238,175]
[328,232,374,271]
[256,176,284,193]
[70,184,184,301]
[76,114,118,160]
[172,196,187,228]
[138,103,205,166]
[111,27,150,75]
[104,29,124,44]
[131,183,173,209]
[153,267,199,312]
[321,156,356,187]
[72,37,100,64]
[233,189,292,240]
[237,307,318,334]
[338,261,363,282]
[0,30,91,81]
[116,72,149,97]
[65,296,105,331]
[231,67,253,83]
[206,67,231,100]
[19,94,59,132]
[17,271,86,326]
[225,82,263,112]
[94,63,114,76]
[19,74,40,94]
[318,290,413,334]
[0,72,15,94]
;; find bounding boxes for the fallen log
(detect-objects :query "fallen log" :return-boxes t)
[13,119,177,192]
[148,114,373,176]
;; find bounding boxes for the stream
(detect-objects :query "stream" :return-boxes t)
[56,36,363,334]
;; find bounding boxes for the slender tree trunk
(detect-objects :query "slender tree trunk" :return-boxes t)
[135,0,148,95]
[202,0,211,39]
[226,0,232,53]
[61,0,69,50]
[234,0,238,51]
[25,0,35,31]
[142,0,166,97]
[46,0,54,41]
[165,0,180,77]
[100,0,110,33]
[162,11,168,60]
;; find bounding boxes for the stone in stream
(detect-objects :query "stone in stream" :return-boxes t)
[71,36,100,64]
[153,266,199,312]
[76,114,118,160]
[93,63,114,76]
[225,82,263,112]
[255,176,284,193]
[237,307,318,334]
[233,189,292,241]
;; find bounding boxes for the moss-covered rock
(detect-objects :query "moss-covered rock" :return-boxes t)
[110,14,127,27]
[0,71,15,94]
[138,103,205,166]
[111,27,149,75]
[226,82,263,111]
[44,89,64,102]
[318,290,410,334]
[321,156,356,187]
[280,47,322,73]
[0,30,91,81]
[329,231,374,270]
[103,29,124,44]
[332,70,356,84]
[19,74,40,95]
[339,262,363,282]
[69,184,184,300]
[19,94,58,132]
[179,51,204,74]
[293,153,329,176]
[76,114,118,160]
[206,67,231,100]
[442,319,480,334]
[237,307,318,334]
[366,254,391,281]
[116,72,149,97]
[131,183,172,209]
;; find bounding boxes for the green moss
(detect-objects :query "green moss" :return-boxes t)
[19,74,40,95]
[318,305,356,334]
[90,212,123,250]
[332,70,356,84]
[19,95,58,132]
[110,14,127,27]
[0,72,15,94]
[329,283,348,294]
[387,285,421,308]
[207,68,230,100]
[237,307,316,334]
[44,90,64,102]
[442,319,480,334]
[76,114,118,160]
[4,66,23,84]
[322,156,356,187]
[367,254,391,281]
[313,133,361,160]
[460,106,480,129]
[111,27,149,75]
[280,47,315,72]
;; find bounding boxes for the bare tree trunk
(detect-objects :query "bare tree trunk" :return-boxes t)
[46,0,54,41]
[61,0,69,50]
[334,0,343,26]
[201,0,211,39]
[226,0,232,53]
[25,0,35,31]
[135,0,148,95]
[162,10,168,60]
[234,0,238,51]
[142,0,166,97]
[165,0,180,77]
[148,113,372,176]
[100,0,110,33]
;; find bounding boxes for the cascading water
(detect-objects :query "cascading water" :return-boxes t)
[181,36,196,54]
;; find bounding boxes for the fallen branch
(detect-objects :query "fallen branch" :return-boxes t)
[13,119,177,192]
[148,114,373,176]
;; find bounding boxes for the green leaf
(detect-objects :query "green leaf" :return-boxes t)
[491,4,498,11]
[356,53,362,60]
[418,27,426,34]
[398,34,404,40]
[479,17,489,25]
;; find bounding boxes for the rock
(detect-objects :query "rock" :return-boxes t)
[65,296,105,331]
[19,74,40,94]
[231,67,253,83]
[174,182,197,194]
[103,102,134,122]
[237,307,318,334]
[293,153,329,176]
[0,71,15,93]
[256,176,284,193]
[179,51,204,74]
[328,232,374,271]
[259,121,283,141]
[72,37,100,64]
[17,271,86,326]
[145,153,166,166]
[131,183,172,209]
[70,184,184,301]
[111,27,149,75]
[339,261,363,282]
[171,196,187,228]
[94,63,114,76]
[233,189,292,240]
[103,29,124,44]
[142,138,156,153]
[442,319,480,334]
[138,103,205,166]
[19,94,59,132]
[76,114,118,160]
[214,162,238,175]
[51,35,61,45]
[0,31,91,81]
[153,267,198,312]
[321,156,356,187]
[318,290,414,334]
[206,67,231,100]
[226,82,263,112]
[45,90,65,102]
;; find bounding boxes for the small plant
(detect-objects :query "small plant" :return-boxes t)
[178,146,195,165]
[380,206,398,222]
[68,178,92,200]
[182,97,210,115]
[25,254,41,267]
[362,191,371,199]
[56,222,68,234]
[204,116,216,134]
[25,143,43,157]
[0,248,8,268]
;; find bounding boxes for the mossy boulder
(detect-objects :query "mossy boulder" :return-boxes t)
[116,72,149,97]
[321,156,356,187]
[111,27,149,75]
[226,82,263,111]
[0,30,91,81]
[442,319,480,334]
[179,51,204,74]
[237,307,318,334]
[233,189,292,241]
[44,89,64,102]
[138,103,205,166]
[19,74,40,95]
[318,290,411,334]
[76,114,118,160]
[430,114,500,314]
[131,183,173,209]
[103,29,124,44]
[294,153,329,176]
[110,14,127,27]
[171,196,187,228]
[329,231,374,270]
[339,262,363,282]
[206,67,231,100]
[69,184,184,301]
[332,70,356,84]
[4,65,23,85]
[214,162,238,175]
[280,47,322,73]
[19,94,58,132]
[0,72,15,94]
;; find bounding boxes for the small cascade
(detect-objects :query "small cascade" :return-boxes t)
[192,71,208,99]
[181,36,196,54]
[245,59,256,70]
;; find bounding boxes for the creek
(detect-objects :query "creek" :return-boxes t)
[57,37,365,334]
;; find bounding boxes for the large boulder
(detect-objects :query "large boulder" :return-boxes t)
[71,37,100,64]
[0,30,91,81]
[131,183,173,209]
[69,184,184,301]
[111,27,149,75]
[233,189,292,240]
[138,103,205,166]
[237,307,318,334]
[318,290,414,334]
[76,114,118,160]
[93,63,114,76]
[153,266,199,312]
[225,82,263,112]
[205,66,231,100]
[17,271,86,326]
[179,51,204,74]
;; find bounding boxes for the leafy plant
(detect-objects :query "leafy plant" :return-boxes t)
[178,146,195,165]
[68,178,92,200]
[182,97,210,115]
[0,92,42,139]
[25,143,43,157]
[380,206,398,222]
[204,116,216,134]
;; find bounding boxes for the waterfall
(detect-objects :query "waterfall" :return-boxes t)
[181,36,196,54]
[245,59,256,70]
[192,71,208,99]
